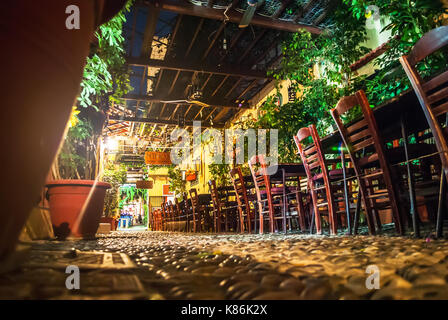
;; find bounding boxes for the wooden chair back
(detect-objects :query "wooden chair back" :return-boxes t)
[248,154,274,233]
[330,90,403,234]
[230,167,252,233]
[400,25,448,172]
[293,124,331,187]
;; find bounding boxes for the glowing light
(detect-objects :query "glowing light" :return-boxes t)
[105,137,119,151]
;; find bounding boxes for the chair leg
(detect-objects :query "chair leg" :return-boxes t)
[436,171,446,238]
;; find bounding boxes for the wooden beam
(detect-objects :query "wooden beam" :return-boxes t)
[237,30,267,64]
[108,115,225,128]
[202,22,226,60]
[123,94,249,109]
[127,57,270,79]
[213,107,230,122]
[224,78,242,98]
[141,4,161,57]
[237,79,258,100]
[186,18,204,57]
[148,0,322,34]
[211,75,229,97]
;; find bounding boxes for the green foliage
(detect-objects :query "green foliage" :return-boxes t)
[208,163,231,188]
[261,3,368,161]
[78,0,133,110]
[259,0,447,162]
[168,167,187,197]
[119,186,148,208]
[343,0,448,105]
[102,163,127,217]
[57,116,94,179]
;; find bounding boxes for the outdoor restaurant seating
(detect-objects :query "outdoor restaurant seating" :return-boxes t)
[189,188,210,232]
[294,124,357,235]
[149,26,448,239]
[208,180,229,232]
[400,25,448,237]
[230,167,257,233]
[330,90,405,235]
[248,154,299,233]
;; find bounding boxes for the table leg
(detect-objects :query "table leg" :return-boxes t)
[401,115,420,237]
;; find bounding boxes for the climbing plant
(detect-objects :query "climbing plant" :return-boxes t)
[168,167,187,198]
[258,0,447,162]
[78,0,133,111]
[260,3,369,162]
[103,162,127,218]
[343,0,448,105]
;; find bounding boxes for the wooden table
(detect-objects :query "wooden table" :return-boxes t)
[319,89,426,153]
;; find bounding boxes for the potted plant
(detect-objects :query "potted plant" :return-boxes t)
[46,110,111,239]
[101,162,127,230]
[46,3,132,239]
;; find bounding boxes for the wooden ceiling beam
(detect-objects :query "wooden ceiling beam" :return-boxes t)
[127,57,270,79]
[141,4,161,57]
[202,22,226,60]
[146,0,322,34]
[109,115,225,128]
[236,79,258,100]
[237,30,267,64]
[123,94,249,109]
[185,18,204,57]
[224,78,243,99]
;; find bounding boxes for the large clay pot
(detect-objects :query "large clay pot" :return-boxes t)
[46,180,111,239]
[100,217,118,231]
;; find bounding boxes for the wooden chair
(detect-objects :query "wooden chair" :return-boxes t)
[248,155,285,233]
[294,124,356,235]
[280,169,310,233]
[330,90,405,235]
[181,193,193,232]
[208,180,237,232]
[400,25,448,236]
[174,197,185,232]
[166,201,174,231]
[160,202,168,231]
[230,167,256,233]
[189,188,208,232]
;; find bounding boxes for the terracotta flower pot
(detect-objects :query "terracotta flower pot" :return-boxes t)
[100,217,118,231]
[46,180,111,240]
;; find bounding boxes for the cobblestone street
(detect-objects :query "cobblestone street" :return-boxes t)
[1,231,448,300]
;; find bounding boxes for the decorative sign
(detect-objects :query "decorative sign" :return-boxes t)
[144,151,171,165]
[136,180,153,189]
[162,184,174,196]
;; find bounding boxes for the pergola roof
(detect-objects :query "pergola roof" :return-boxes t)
[106,0,338,149]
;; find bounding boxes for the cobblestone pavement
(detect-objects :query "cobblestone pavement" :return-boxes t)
[1,231,448,299]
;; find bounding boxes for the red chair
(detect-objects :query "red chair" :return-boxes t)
[400,25,448,237]
[294,124,356,235]
[330,90,405,235]
[248,155,285,233]
[230,167,256,233]
[208,180,237,232]
[189,189,209,232]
